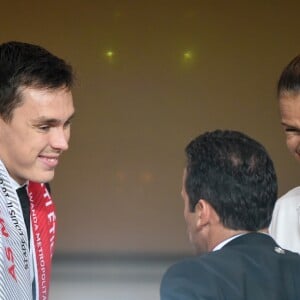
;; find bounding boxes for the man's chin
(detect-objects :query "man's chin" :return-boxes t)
[29,170,55,183]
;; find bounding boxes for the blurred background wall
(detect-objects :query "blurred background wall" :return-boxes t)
[2,0,300,298]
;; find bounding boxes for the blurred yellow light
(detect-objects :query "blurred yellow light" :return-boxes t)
[184,51,192,60]
[106,51,114,58]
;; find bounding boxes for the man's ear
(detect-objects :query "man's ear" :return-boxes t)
[194,199,211,228]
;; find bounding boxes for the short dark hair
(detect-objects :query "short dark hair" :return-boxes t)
[185,130,277,231]
[277,54,300,97]
[0,41,74,121]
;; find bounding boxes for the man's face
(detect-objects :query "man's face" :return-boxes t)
[280,93,300,162]
[0,87,74,184]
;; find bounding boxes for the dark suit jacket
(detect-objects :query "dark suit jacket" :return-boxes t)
[160,233,300,300]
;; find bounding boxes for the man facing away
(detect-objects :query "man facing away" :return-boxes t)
[160,130,300,300]
[269,55,300,253]
[0,41,75,299]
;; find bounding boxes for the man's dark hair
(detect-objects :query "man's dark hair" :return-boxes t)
[185,130,277,231]
[0,41,74,121]
[277,54,300,97]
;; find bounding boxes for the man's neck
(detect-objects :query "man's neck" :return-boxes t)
[209,228,250,252]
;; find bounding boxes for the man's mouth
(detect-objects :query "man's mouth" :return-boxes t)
[38,155,59,168]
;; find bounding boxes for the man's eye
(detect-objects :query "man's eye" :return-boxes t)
[285,128,300,134]
[63,120,72,128]
[38,125,50,131]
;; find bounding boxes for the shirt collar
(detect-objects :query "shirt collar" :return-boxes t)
[213,233,246,251]
[0,159,28,190]
[10,176,28,190]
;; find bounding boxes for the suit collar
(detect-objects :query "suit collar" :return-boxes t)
[213,233,246,251]
[223,232,276,248]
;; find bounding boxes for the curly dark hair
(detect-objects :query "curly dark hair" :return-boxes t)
[185,130,277,231]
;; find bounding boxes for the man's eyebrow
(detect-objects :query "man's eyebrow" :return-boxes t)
[281,122,300,130]
[33,113,75,124]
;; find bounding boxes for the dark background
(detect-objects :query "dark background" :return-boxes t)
[2,0,300,255]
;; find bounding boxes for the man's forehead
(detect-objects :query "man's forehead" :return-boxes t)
[280,97,300,126]
[280,93,300,107]
[13,86,74,121]
[19,85,72,98]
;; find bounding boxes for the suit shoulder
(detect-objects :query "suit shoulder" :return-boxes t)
[160,254,222,297]
[163,254,215,275]
[160,257,210,300]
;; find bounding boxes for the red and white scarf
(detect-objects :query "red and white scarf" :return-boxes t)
[0,161,56,300]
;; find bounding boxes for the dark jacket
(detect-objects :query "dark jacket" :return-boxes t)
[160,233,300,300]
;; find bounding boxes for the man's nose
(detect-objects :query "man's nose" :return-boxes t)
[50,128,69,151]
